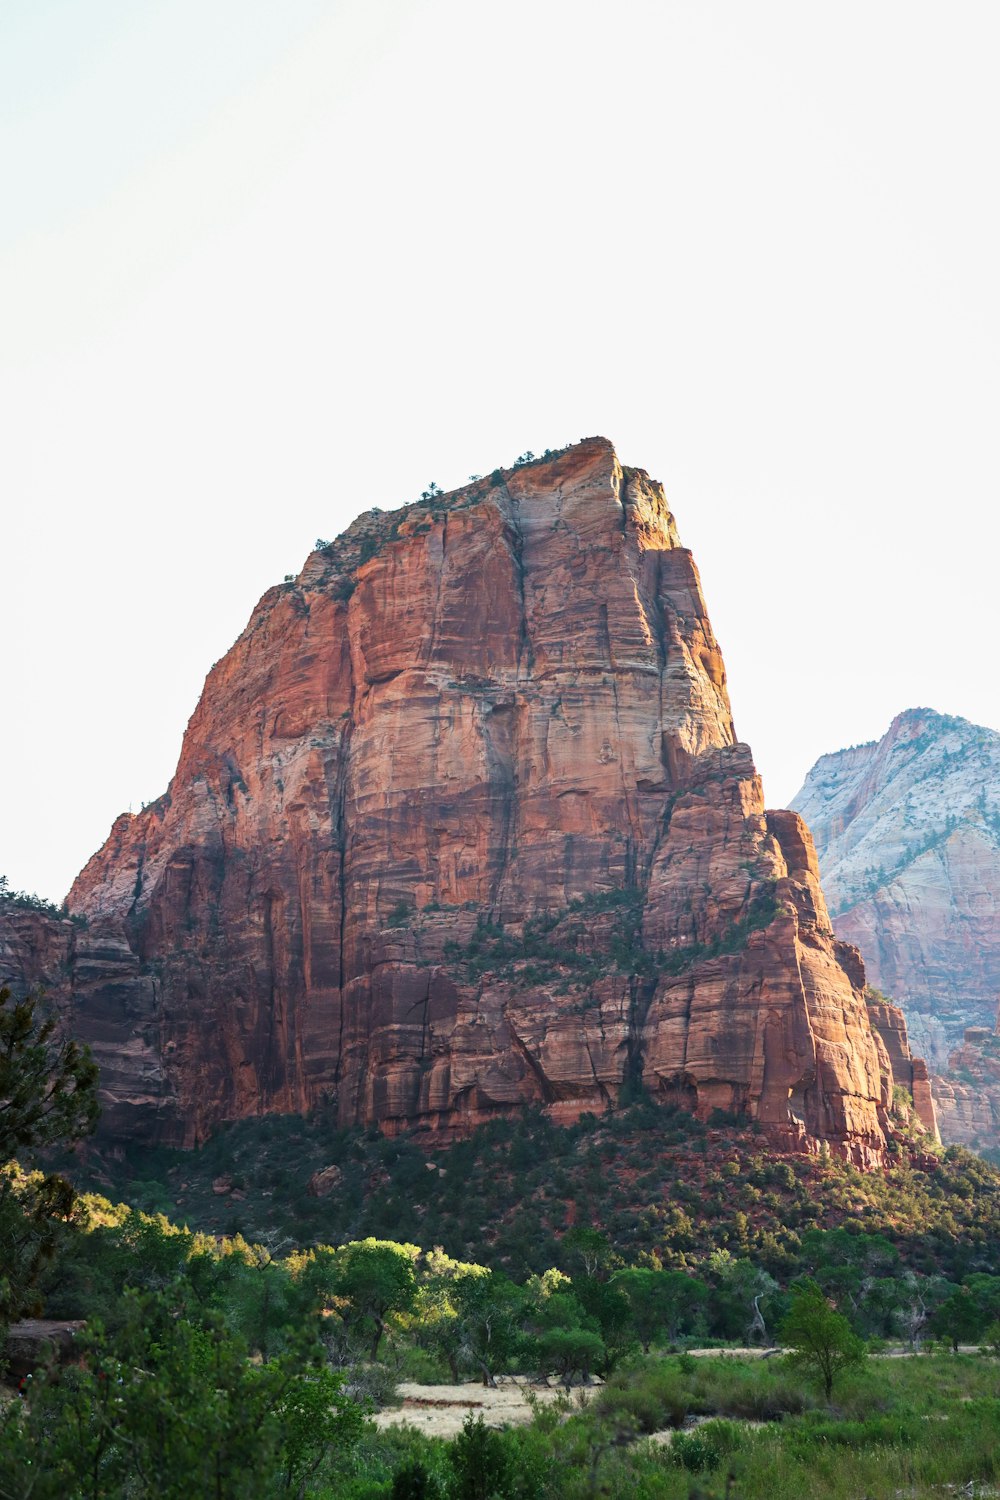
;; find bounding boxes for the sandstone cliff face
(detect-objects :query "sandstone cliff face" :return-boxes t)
[0,903,165,1142]
[791,707,1000,1149]
[15,439,925,1160]
[930,1020,1000,1149]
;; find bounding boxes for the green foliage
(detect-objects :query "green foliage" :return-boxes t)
[11,1162,1000,1500]
[614,1267,707,1351]
[596,1360,692,1432]
[448,1414,513,1500]
[0,876,64,918]
[931,1285,986,1350]
[779,1279,867,1399]
[559,1226,614,1279]
[0,1288,369,1499]
[391,1459,449,1500]
[0,984,99,1329]
[981,1319,1000,1355]
[571,1275,635,1373]
[448,1271,532,1385]
[668,1423,729,1472]
[436,887,779,1001]
[332,1239,420,1359]
[534,1325,605,1386]
[279,1366,369,1493]
[707,1251,779,1342]
[61,1094,1000,1298]
[0,984,99,1159]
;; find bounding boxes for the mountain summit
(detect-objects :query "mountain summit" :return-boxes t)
[3,441,933,1160]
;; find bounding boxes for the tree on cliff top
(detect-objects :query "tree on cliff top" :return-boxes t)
[0,983,99,1327]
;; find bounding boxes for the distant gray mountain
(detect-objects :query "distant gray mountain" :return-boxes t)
[791,707,1000,1149]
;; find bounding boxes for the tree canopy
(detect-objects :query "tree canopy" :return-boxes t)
[0,984,99,1328]
[779,1279,867,1399]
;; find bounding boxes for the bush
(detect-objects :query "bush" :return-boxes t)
[981,1320,1000,1356]
[597,1365,691,1432]
[668,1426,726,1472]
[391,1460,449,1499]
[449,1414,512,1500]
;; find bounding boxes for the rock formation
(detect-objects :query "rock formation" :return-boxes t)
[928,1018,1000,1149]
[2,441,933,1161]
[791,707,1000,1149]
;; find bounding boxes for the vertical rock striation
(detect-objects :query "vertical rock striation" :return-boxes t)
[6,440,928,1159]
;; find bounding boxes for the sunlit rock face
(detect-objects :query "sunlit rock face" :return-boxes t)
[792,707,1000,1149]
[5,440,926,1159]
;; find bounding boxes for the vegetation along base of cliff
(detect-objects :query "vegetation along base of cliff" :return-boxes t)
[9,1097,1000,1496]
[57,1097,1000,1283]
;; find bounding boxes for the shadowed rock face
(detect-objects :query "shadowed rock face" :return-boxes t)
[3,440,928,1160]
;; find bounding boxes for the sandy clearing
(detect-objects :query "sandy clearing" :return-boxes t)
[374,1378,594,1439]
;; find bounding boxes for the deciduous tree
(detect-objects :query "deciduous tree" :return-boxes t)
[779,1279,866,1399]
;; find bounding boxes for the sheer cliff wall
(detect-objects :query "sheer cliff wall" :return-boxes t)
[3,441,932,1160]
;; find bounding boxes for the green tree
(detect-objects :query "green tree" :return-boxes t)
[0,984,99,1328]
[779,1279,866,1399]
[410,1253,493,1381]
[615,1268,706,1352]
[536,1325,605,1388]
[707,1251,778,1343]
[0,983,98,1160]
[0,1290,368,1499]
[449,1413,513,1500]
[560,1226,614,1279]
[334,1239,419,1359]
[572,1275,636,1373]
[451,1272,531,1387]
[931,1286,983,1352]
[961,1274,1000,1329]
[277,1365,369,1496]
[391,1460,449,1500]
[193,1241,304,1359]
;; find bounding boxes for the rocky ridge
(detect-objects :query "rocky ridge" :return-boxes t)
[2,441,934,1161]
[791,707,1000,1149]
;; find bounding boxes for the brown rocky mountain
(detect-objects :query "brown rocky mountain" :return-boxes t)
[1,440,934,1162]
[791,707,1000,1150]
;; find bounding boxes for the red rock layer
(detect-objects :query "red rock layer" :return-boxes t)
[864,999,939,1137]
[43,439,929,1159]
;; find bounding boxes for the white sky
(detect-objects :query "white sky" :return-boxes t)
[3,0,999,903]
